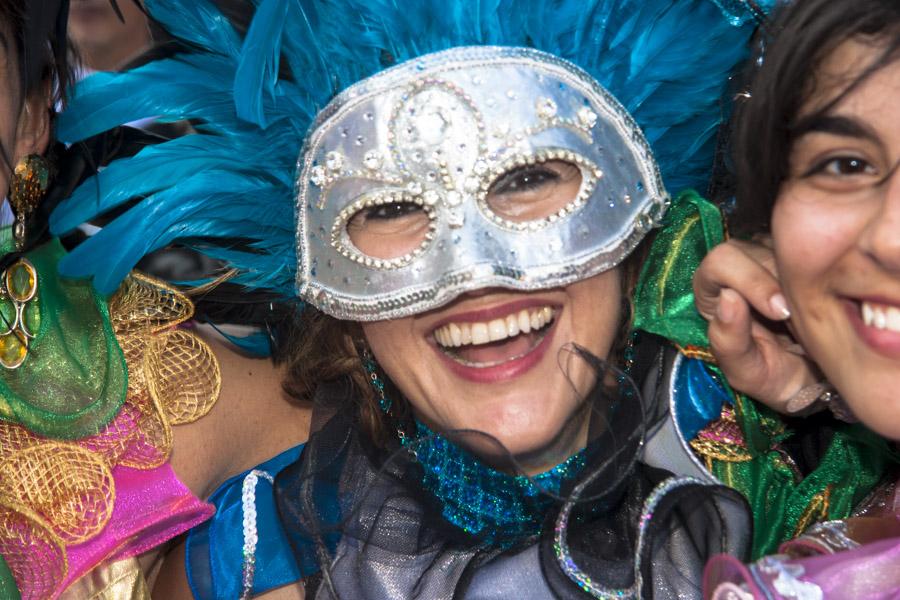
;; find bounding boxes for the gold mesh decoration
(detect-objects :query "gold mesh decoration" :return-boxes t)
[0,420,41,456]
[108,273,193,336]
[114,394,171,470]
[0,444,114,544]
[110,271,220,464]
[0,270,221,597]
[77,402,145,466]
[0,504,66,600]
[145,329,221,425]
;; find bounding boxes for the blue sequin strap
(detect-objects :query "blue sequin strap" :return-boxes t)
[186,445,305,600]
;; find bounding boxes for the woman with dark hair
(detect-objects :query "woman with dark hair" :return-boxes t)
[0,3,306,599]
[51,0,900,597]
[690,0,900,596]
[47,0,785,598]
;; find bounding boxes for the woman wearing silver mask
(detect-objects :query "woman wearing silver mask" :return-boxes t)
[46,0,866,598]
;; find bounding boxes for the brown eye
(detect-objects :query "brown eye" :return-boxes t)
[346,200,431,260]
[359,202,423,221]
[486,160,582,223]
[490,166,560,195]
[819,157,876,176]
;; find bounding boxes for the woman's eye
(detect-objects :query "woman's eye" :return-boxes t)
[489,166,560,196]
[362,202,422,221]
[805,156,877,178]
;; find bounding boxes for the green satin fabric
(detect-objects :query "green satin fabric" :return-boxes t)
[0,554,20,600]
[0,229,126,439]
[634,189,724,350]
[634,190,895,558]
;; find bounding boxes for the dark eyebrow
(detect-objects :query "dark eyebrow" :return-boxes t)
[789,114,881,145]
[0,30,7,52]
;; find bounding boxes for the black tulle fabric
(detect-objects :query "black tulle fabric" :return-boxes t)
[275,337,752,599]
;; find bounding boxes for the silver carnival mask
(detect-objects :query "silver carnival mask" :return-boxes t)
[295,47,668,320]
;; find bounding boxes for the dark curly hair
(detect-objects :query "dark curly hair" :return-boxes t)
[729,0,900,235]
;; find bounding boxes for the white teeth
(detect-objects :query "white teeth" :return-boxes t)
[890,308,900,332]
[471,322,489,345]
[449,322,462,346]
[488,318,508,342]
[433,306,556,349]
[518,311,531,334]
[505,314,520,337]
[861,301,900,333]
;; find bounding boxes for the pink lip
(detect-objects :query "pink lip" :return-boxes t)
[844,299,900,359]
[429,298,559,331]
[431,314,559,384]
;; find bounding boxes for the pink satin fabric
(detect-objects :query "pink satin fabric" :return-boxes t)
[57,464,213,597]
[705,537,900,599]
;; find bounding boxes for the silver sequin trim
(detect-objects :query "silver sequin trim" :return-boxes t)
[241,469,275,600]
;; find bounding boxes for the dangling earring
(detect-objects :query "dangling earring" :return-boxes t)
[361,348,412,447]
[0,155,49,369]
[10,154,50,250]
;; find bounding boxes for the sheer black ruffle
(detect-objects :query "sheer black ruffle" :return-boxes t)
[276,340,751,599]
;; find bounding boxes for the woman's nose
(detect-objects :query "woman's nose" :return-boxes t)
[859,163,900,272]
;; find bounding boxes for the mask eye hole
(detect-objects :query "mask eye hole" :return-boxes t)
[481,154,594,229]
[334,191,436,266]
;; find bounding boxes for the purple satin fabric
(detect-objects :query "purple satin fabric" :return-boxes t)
[57,464,213,597]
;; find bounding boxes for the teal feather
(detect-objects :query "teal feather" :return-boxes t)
[54,0,769,297]
[234,0,289,127]
[143,0,243,56]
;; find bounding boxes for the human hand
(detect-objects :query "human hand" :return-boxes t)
[693,237,820,413]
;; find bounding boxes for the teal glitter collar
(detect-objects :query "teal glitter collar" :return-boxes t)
[364,356,585,546]
[411,420,585,546]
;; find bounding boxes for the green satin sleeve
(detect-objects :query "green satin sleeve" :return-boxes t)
[633,190,896,558]
[0,228,127,439]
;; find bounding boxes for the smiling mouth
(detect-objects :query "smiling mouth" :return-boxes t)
[432,306,556,367]
[861,301,900,332]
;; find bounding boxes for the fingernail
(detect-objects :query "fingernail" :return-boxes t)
[717,291,736,323]
[769,293,791,319]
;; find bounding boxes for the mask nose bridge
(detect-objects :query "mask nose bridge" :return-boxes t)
[438,197,513,269]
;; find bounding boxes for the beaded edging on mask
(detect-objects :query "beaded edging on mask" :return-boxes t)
[297,47,668,320]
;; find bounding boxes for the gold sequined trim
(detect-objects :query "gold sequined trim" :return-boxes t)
[793,485,832,538]
[677,344,716,363]
[689,405,753,464]
[0,272,221,598]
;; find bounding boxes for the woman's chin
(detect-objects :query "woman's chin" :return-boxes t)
[447,402,587,473]
[837,377,900,441]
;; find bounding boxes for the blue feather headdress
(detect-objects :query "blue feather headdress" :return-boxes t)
[51,0,772,297]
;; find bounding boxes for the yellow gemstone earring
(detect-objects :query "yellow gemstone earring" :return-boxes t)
[0,155,50,368]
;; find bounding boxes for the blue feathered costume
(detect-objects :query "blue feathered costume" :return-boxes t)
[52,1,773,598]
